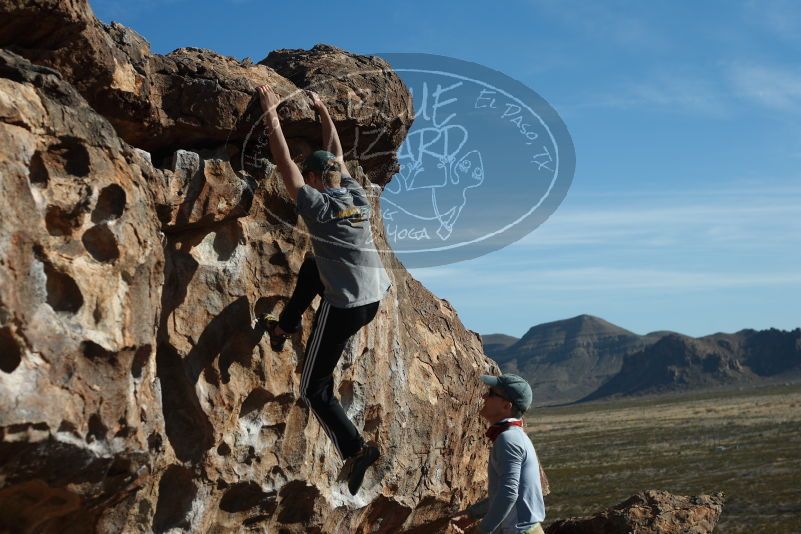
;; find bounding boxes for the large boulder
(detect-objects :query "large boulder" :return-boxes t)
[0,12,490,532]
[546,490,725,534]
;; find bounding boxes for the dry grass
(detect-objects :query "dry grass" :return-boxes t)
[531,383,801,533]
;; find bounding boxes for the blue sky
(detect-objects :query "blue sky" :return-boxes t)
[92,0,801,337]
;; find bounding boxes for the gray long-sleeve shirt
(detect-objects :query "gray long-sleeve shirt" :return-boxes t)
[468,423,545,533]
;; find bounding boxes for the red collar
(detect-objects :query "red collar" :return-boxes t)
[485,419,523,443]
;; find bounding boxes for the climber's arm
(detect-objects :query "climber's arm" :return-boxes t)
[306,90,372,202]
[308,90,345,165]
[258,85,304,202]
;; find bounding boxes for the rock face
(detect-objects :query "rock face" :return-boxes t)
[0,48,167,532]
[0,5,492,532]
[546,490,725,534]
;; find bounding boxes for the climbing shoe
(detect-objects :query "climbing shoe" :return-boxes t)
[259,313,287,351]
[345,444,380,495]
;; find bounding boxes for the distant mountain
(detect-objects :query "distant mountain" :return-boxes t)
[483,316,801,405]
[484,315,661,405]
[705,328,801,377]
[580,333,751,401]
[581,328,801,401]
[482,333,519,355]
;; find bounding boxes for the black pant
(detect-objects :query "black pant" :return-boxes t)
[279,257,380,459]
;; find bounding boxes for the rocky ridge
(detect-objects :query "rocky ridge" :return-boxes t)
[487,315,801,405]
[480,334,519,356]
[582,327,801,402]
[489,315,659,405]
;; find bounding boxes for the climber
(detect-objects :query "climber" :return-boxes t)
[451,374,546,534]
[255,84,391,495]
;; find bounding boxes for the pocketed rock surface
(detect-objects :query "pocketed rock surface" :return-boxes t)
[0,6,489,531]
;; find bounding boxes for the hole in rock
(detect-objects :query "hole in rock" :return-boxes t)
[147,432,163,452]
[0,327,22,373]
[45,205,80,236]
[5,422,48,435]
[240,446,260,466]
[106,456,132,479]
[219,482,275,514]
[277,481,321,524]
[339,380,355,412]
[268,251,289,268]
[131,345,151,379]
[81,340,114,360]
[44,263,83,313]
[115,425,132,438]
[29,151,49,186]
[86,413,107,442]
[92,184,126,223]
[202,365,221,387]
[82,224,119,263]
[239,388,273,419]
[152,465,197,533]
[53,137,90,178]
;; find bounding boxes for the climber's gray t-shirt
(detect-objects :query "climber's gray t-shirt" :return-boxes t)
[296,173,391,309]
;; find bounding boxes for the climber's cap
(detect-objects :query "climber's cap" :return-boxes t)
[480,374,532,413]
[302,150,336,173]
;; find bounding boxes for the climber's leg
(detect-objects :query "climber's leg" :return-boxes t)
[278,256,324,334]
[300,299,380,459]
